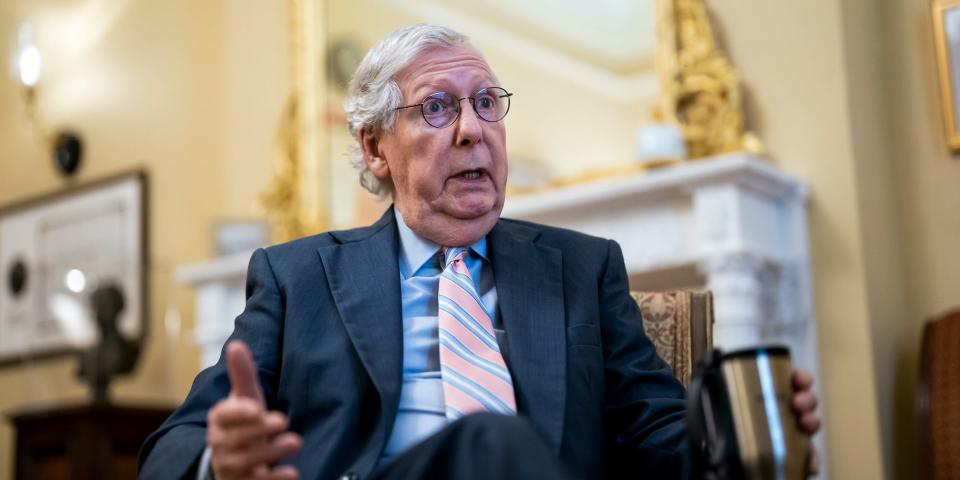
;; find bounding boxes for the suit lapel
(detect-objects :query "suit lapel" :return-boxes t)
[317,209,404,419]
[490,220,566,453]
[315,212,567,453]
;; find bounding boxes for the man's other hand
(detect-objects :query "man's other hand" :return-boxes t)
[207,340,302,480]
[790,369,821,476]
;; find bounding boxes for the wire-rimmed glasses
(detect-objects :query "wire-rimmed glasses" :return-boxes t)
[394,86,512,128]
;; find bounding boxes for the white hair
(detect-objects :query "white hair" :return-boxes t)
[344,24,470,196]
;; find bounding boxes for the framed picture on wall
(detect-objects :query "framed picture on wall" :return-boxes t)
[0,172,148,365]
[933,0,960,150]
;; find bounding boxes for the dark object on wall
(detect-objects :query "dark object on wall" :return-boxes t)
[327,38,364,91]
[53,131,83,177]
[918,308,960,479]
[687,346,811,480]
[77,283,141,403]
[8,258,27,297]
[9,403,173,480]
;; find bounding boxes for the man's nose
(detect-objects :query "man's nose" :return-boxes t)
[454,100,483,147]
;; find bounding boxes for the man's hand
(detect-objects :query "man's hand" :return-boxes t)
[790,369,821,476]
[207,340,302,480]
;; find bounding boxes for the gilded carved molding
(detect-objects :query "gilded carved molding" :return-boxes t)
[656,0,762,159]
[261,0,326,243]
[260,96,313,242]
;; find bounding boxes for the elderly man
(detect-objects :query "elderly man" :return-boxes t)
[139,25,820,479]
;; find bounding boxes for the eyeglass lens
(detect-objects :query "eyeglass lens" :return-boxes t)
[421,87,511,128]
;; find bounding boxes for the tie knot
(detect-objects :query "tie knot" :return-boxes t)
[442,246,468,268]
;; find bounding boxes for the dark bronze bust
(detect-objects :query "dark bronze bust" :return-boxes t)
[78,283,141,403]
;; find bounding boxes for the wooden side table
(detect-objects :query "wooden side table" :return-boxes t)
[8,403,173,480]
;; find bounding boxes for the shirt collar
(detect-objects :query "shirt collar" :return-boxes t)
[394,208,489,278]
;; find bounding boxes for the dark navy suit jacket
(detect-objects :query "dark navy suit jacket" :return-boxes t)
[138,209,689,479]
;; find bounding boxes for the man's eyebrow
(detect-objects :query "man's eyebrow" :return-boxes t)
[409,80,497,98]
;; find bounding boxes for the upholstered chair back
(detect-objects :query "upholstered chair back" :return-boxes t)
[919,309,960,479]
[631,291,714,385]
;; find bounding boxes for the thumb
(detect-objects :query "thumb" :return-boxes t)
[226,340,265,407]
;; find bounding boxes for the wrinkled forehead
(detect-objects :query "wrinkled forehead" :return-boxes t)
[394,44,499,96]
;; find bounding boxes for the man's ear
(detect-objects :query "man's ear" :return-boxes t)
[359,127,390,180]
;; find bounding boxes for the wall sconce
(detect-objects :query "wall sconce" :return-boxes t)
[16,24,83,178]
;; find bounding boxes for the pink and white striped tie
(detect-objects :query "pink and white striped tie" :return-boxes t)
[438,247,517,419]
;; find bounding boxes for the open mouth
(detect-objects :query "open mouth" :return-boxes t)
[454,169,486,180]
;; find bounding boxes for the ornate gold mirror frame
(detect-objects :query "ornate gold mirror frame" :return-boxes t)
[260,0,328,241]
[932,0,960,151]
[262,0,755,243]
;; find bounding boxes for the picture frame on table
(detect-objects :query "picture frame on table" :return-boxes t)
[933,0,960,151]
[0,171,148,365]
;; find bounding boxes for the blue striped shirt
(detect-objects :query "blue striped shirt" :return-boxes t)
[377,211,498,466]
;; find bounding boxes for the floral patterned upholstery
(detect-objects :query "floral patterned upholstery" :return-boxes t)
[631,290,714,385]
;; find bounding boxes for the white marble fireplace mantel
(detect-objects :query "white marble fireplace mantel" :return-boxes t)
[503,153,819,371]
[174,250,252,368]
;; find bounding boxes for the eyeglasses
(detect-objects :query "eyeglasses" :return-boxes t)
[394,86,513,128]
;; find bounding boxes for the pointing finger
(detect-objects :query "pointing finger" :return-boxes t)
[226,340,265,407]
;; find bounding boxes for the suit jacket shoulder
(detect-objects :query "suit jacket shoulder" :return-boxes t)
[494,216,614,279]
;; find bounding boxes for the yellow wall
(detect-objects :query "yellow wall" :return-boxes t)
[0,1,287,478]
[882,0,960,477]
[713,0,960,477]
[709,1,886,476]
